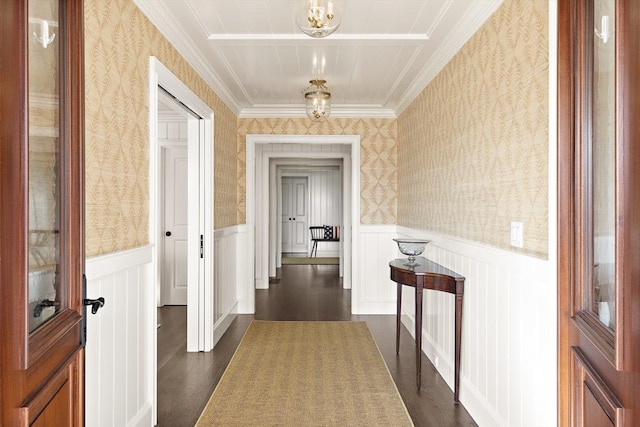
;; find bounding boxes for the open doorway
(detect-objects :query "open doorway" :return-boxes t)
[152,83,211,353]
[245,134,360,314]
[148,57,215,424]
[275,163,343,268]
[157,89,190,306]
[149,58,215,353]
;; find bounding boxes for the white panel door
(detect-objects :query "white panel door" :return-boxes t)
[281,177,308,253]
[163,146,188,305]
[281,178,293,252]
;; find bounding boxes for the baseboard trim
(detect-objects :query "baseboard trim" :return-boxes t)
[127,402,153,427]
[213,302,238,347]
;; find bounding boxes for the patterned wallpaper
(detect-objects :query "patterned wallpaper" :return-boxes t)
[84,0,548,257]
[84,0,237,257]
[237,118,397,225]
[397,0,549,258]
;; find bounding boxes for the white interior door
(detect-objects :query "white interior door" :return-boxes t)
[163,146,188,305]
[291,178,308,252]
[281,177,308,253]
[281,177,293,252]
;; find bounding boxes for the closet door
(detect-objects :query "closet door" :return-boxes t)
[0,0,85,425]
[281,177,309,254]
[558,0,640,425]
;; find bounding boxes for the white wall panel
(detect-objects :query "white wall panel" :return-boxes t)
[85,246,153,427]
[234,225,251,313]
[84,231,244,427]
[157,116,188,141]
[213,225,240,343]
[396,226,556,427]
[353,225,398,314]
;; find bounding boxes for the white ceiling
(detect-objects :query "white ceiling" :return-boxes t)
[134,0,503,119]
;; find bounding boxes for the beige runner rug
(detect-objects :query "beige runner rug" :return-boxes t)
[281,257,339,265]
[196,321,414,426]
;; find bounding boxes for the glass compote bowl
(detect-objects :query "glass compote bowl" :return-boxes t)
[393,238,431,267]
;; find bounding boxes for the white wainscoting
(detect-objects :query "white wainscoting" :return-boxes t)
[353,225,398,314]
[85,246,154,427]
[213,225,241,342]
[236,225,253,313]
[235,220,557,425]
[396,226,557,427]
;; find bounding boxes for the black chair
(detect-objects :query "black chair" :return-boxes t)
[309,226,339,257]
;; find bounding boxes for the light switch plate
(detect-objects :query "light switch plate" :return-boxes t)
[511,221,523,248]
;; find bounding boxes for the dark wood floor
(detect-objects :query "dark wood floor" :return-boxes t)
[157,264,477,427]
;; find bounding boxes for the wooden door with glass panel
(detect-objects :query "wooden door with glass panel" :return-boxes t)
[0,0,85,425]
[558,0,640,425]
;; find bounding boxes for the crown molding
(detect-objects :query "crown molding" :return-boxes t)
[239,104,397,119]
[133,0,243,116]
[208,33,429,42]
[394,0,504,116]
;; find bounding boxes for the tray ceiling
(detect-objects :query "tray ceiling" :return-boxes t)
[134,0,503,118]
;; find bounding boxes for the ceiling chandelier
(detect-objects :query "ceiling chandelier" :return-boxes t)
[296,0,340,38]
[304,79,331,122]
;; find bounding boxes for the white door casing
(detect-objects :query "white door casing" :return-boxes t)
[162,146,188,305]
[149,57,215,425]
[274,162,343,271]
[246,135,359,304]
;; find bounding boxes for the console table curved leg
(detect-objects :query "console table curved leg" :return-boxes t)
[396,283,402,354]
[454,286,464,403]
[415,286,423,390]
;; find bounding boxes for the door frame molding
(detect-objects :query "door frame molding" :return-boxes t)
[148,57,214,423]
[246,134,359,312]
[274,161,344,274]
[157,89,189,306]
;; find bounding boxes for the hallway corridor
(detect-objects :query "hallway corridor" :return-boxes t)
[157,264,477,426]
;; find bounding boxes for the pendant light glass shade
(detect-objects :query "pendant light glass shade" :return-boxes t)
[304,79,331,122]
[296,0,340,38]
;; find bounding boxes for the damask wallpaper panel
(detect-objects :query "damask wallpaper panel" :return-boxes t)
[237,118,397,225]
[84,0,238,257]
[397,0,549,258]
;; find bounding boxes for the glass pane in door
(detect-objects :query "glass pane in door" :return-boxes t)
[591,0,616,330]
[28,0,62,332]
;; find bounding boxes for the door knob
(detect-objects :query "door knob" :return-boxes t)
[165,231,172,236]
[83,297,105,314]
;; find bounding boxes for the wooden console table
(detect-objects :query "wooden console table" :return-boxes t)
[389,256,465,402]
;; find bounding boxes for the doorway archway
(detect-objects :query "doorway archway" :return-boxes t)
[245,134,360,313]
[149,57,214,352]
